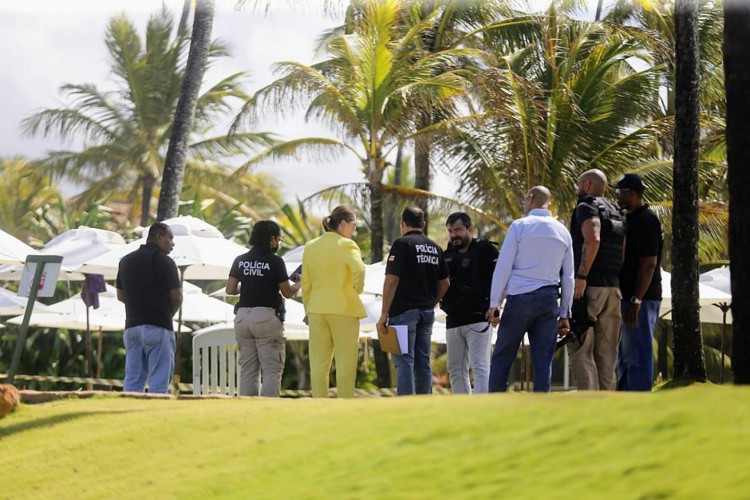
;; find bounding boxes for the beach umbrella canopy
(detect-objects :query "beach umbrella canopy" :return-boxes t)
[0,228,38,265]
[699,267,731,295]
[282,245,304,277]
[0,226,125,280]
[0,286,51,316]
[661,270,732,324]
[81,216,248,280]
[181,282,235,324]
[363,260,387,296]
[6,285,187,332]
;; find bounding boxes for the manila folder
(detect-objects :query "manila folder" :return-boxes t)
[377,324,401,355]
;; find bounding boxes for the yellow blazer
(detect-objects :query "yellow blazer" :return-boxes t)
[301,231,366,319]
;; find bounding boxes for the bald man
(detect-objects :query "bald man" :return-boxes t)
[567,169,626,391]
[486,186,574,393]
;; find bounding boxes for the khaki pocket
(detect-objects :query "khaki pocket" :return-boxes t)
[249,307,274,323]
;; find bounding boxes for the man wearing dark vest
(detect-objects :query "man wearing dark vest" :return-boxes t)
[613,174,663,391]
[568,169,626,390]
[117,222,182,393]
[440,212,498,394]
[377,206,450,396]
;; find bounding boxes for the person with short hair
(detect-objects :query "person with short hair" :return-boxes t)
[117,222,182,393]
[440,212,498,394]
[301,206,366,398]
[613,174,663,391]
[567,169,626,391]
[377,206,450,396]
[226,220,300,397]
[486,187,574,392]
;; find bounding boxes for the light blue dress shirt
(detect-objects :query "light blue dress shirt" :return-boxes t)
[489,208,574,317]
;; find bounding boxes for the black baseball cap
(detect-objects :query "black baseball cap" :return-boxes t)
[610,173,646,192]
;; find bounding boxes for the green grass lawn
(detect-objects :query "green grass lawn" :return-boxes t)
[1,386,749,499]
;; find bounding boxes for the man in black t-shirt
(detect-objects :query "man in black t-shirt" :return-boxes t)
[117,222,182,393]
[377,206,450,395]
[440,212,498,394]
[613,174,663,391]
[568,169,625,391]
[226,220,299,397]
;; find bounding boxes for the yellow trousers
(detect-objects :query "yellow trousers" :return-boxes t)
[308,313,360,398]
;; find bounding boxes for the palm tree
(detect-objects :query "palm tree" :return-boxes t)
[723,0,750,384]
[24,6,277,226]
[0,157,62,245]
[672,0,707,382]
[158,0,216,221]
[232,0,473,261]
[448,4,667,223]
[604,0,729,267]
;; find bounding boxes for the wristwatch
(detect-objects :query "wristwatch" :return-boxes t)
[630,296,642,305]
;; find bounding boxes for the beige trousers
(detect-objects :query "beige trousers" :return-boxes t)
[308,313,360,398]
[567,286,622,390]
[234,307,285,397]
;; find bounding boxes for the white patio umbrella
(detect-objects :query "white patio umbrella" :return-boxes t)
[7,285,188,383]
[80,216,249,280]
[660,270,732,319]
[0,228,38,265]
[662,269,733,382]
[282,245,304,277]
[363,260,387,296]
[181,282,235,324]
[700,266,731,295]
[0,226,125,280]
[7,285,126,332]
[698,267,733,382]
[0,286,51,316]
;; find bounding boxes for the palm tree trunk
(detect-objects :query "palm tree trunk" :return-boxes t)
[671,0,707,382]
[368,160,391,389]
[141,174,156,226]
[415,123,431,231]
[724,0,750,384]
[369,165,385,263]
[386,144,404,244]
[157,0,215,221]
[595,0,604,21]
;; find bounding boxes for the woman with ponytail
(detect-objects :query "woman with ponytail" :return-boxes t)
[301,205,366,398]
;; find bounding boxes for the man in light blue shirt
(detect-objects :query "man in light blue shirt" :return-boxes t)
[485,186,574,392]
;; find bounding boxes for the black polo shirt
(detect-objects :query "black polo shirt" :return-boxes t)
[229,247,288,308]
[116,243,181,331]
[619,204,663,300]
[386,230,449,317]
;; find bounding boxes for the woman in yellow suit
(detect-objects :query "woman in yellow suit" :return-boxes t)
[301,205,366,398]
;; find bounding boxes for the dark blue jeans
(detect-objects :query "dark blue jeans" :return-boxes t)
[389,308,434,395]
[617,299,660,391]
[489,286,559,393]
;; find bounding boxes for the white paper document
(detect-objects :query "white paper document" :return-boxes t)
[392,325,409,354]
